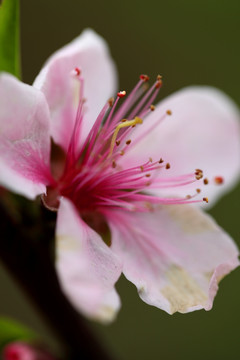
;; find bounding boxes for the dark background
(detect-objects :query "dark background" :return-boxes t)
[0,0,240,359]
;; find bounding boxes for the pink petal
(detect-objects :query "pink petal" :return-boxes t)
[106,205,239,314]
[34,29,117,152]
[122,87,240,206]
[55,198,122,323]
[0,73,51,199]
[3,342,56,360]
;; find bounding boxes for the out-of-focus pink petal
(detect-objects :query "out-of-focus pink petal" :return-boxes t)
[3,342,56,360]
[106,205,239,314]
[55,197,122,323]
[0,73,51,199]
[122,87,240,206]
[34,29,117,152]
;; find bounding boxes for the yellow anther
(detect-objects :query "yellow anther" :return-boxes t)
[108,117,143,157]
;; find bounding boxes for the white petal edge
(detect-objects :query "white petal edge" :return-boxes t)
[0,73,51,199]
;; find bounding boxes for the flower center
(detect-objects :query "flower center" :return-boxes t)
[44,70,222,214]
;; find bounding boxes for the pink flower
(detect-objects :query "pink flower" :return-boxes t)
[0,29,239,322]
[3,342,56,360]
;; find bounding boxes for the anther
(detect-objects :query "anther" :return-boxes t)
[140,166,144,172]
[120,150,125,156]
[195,169,203,180]
[108,97,114,107]
[157,75,162,80]
[126,140,131,145]
[117,91,126,98]
[196,188,201,193]
[146,181,151,186]
[166,110,172,115]
[203,197,209,203]
[165,163,171,169]
[140,74,150,82]
[203,178,209,185]
[145,174,151,177]
[121,119,127,122]
[149,157,153,162]
[116,140,121,146]
[186,195,192,199]
[74,67,81,76]
[112,161,117,168]
[155,80,163,89]
[150,105,155,111]
[214,176,224,185]
[159,158,164,163]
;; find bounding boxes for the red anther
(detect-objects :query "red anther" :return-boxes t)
[140,74,150,82]
[155,80,163,89]
[74,67,81,76]
[117,90,127,98]
[214,176,224,185]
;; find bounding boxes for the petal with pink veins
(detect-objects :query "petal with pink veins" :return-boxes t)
[121,87,240,206]
[106,205,239,314]
[0,73,51,199]
[34,29,117,152]
[55,197,122,323]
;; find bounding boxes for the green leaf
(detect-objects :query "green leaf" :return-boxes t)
[0,317,37,348]
[0,0,21,78]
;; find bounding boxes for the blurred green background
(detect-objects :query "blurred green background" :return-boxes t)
[0,0,240,359]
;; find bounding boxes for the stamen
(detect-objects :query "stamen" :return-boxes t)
[150,105,155,111]
[203,197,209,203]
[214,176,224,185]
[126,139,131,145]
[71,67,81,77]
[117,91,127,98]
[108,117,143,157]
[165,163,171,169]
[166,109,172,115]
[195,169,203,180]
[196,188,201,193]
[159,158,164,163]
[203,178,209,185]
[108,97,114,107]
[140,74,150,82]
